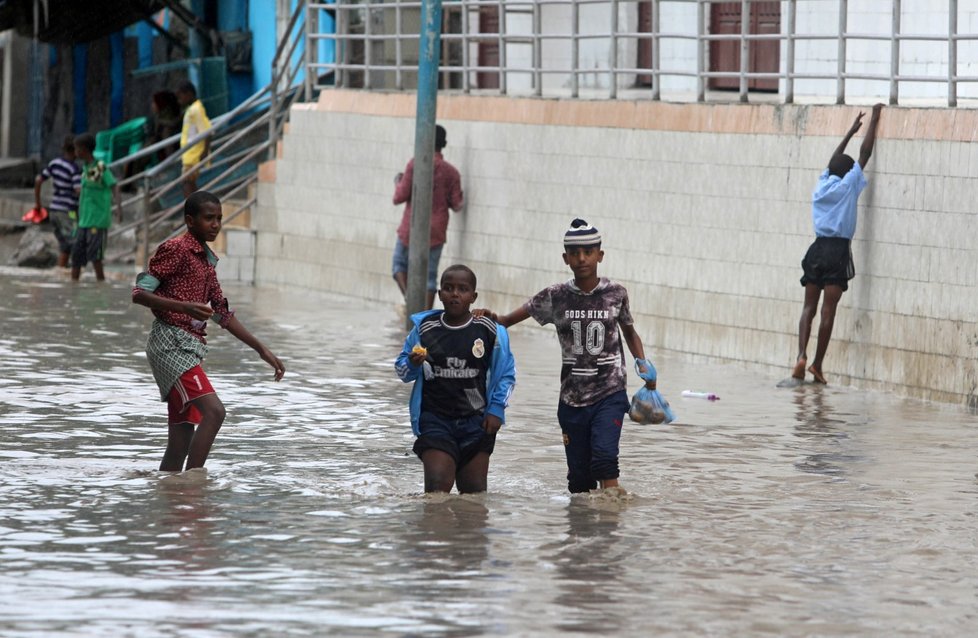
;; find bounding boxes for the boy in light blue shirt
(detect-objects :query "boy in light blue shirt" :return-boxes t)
[793,103,883,384]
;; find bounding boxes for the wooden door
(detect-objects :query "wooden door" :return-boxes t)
[636,2,652,86]
[708,2,780,91]
[477,7,500,89]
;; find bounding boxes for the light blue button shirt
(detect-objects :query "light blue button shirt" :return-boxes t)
[811,162,867,239]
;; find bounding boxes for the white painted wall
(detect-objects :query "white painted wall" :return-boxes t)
[253,98,978,405]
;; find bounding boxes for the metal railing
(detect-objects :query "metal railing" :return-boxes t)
[106,1,308,267]
[304,0,978,106]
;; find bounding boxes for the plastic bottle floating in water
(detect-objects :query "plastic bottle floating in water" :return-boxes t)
[681,390,720,401]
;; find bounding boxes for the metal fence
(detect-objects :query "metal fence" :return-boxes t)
[106,1,307,267]
[303,0,978,106]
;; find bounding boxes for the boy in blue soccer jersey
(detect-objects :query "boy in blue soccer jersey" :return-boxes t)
[396,264,516,494]
[793,103,883,384]
[478,219,651,494]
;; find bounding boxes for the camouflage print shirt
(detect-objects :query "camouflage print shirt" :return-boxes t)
[525,278,634,407]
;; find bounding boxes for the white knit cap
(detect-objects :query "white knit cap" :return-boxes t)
[563,218,602,247]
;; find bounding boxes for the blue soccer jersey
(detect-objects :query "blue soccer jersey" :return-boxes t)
[417,313,498,418]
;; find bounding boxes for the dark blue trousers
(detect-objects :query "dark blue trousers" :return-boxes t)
[557,390,630,493]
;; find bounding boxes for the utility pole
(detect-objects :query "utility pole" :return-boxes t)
[405,0,442,329]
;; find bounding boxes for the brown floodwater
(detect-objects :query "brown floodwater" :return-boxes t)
[1,266,976,636]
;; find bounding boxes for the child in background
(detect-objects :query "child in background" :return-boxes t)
[396,264,516,493]
[391,124,464,310]
[793,103,883,384]
[176,80,212,198]
[133,190,285,472]
[479,219,650,495]
[34,135,81,268]
[71,133,122,282]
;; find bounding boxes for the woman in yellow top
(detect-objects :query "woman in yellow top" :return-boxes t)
[177,80,212,197]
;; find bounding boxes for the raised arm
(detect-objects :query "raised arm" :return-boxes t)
[831,111,864,163]
[857,103,884,169]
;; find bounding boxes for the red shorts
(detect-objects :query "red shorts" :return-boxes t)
[166,365,215,425]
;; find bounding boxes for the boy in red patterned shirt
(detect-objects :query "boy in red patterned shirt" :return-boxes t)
[133,191,285,472]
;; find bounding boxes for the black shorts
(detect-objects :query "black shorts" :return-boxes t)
[413,412,496,469]
[72,227,107,267]
[49,209,77,254]
[800,237,854,291]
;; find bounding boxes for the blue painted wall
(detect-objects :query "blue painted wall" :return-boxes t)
[218,0,252,106]
[249,0,275,93]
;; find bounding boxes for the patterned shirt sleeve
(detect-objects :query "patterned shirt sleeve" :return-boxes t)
[617,286,634,326]
[525,286,555,326]
[447,166,464,211]
[393,160,413,205]
[40,160,53,180]
[147,240,181,282]
[133,242,178,299]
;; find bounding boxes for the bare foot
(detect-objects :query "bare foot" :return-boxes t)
[791,357,807,380]
[808,365,827,384]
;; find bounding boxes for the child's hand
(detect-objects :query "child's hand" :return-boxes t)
[183,301,214,321]
[849,112,865,133]
[472,308,498,322]
[872,103,884,116]
[409,344,427,366]
[260,348,286,381]
[481,414,502,435]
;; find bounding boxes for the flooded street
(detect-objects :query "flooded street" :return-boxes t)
[1,267,977,637]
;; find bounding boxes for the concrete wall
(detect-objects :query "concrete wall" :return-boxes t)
[254,90,978,405]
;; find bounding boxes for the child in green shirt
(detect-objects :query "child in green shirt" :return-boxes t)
[71,133,122,281]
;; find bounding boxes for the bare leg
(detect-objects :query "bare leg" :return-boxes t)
[93,260,105,282]
[420,449,457,493]
[70,266,81,281]
[393,271,408,296]
[182,175,197,199]
[160,422,195,471]
[57,252,69,268]
[184,394,226,470]
[809,284,844,384]
[455,452,490,493]
[795,284,821,378]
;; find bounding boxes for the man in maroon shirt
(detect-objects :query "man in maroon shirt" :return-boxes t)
[133,191,285,472]
[392,124,465,310]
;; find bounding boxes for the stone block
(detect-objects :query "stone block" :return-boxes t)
[225,228,256,257]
